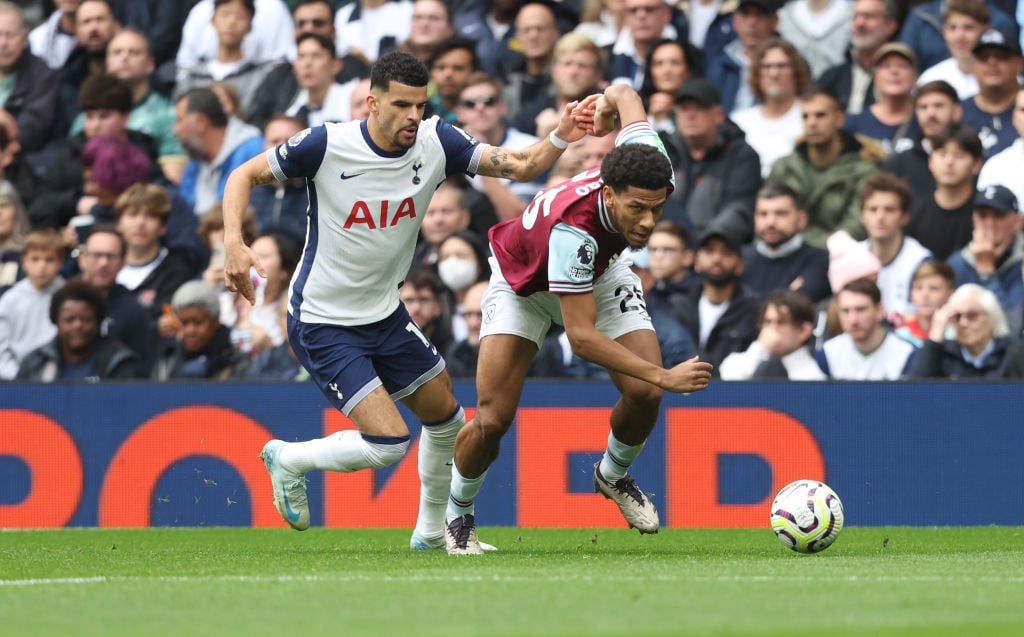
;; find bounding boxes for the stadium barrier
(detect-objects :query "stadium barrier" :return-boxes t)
[1,380,1022,528]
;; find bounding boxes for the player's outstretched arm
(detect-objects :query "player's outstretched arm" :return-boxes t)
[222,153,278,304]
[474,97,592,182]
[559,293,713,393]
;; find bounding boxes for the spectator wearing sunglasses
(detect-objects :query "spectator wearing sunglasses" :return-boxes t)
[905,283,1024,378]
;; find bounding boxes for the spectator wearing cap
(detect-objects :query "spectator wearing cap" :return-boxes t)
[705,0,779,115]
[777,0,853,79]
[730,37,811,177]
[914,0,989,100]
[947,185,1024,334]
[28,73,160,231]
[879,80,963,200]
[742,182,831,304]
[843,43,921,156]
[816,277,914,379]
[960,28,1023,158]
[905,283,1023,379]
[768,85,883,248]
[818,0,898,115]
[674,224,760,374]
[900,0,1018,72]
[659,78,762,245]
[977,84,1024,208]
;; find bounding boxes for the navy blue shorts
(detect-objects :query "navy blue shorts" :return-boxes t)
[287,305,445,415]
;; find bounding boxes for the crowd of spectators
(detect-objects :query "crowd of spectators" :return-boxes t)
[1,0,1023,383]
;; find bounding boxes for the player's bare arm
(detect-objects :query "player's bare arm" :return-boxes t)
[475,97,594,181]
[559,293,712,393]
[222,153,279,304]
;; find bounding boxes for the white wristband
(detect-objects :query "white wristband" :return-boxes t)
[548,130,569,150]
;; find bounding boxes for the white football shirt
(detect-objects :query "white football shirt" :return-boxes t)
[267,117,484,325]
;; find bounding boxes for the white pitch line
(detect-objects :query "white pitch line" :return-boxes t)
[2,574,1023,587]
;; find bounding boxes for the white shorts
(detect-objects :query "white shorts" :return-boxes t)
[479,255,654,348]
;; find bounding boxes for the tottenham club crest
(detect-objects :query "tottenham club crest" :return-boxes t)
[412,161,423,185]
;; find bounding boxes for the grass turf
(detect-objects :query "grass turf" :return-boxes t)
[1,527,1022,637]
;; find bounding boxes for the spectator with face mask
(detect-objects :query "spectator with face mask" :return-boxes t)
[436,229,490,344]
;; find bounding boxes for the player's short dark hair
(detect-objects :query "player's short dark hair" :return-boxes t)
[179,88,228,128]
[759,289,816,328]
[600,144,673,193]
[296,32,336,58]
[50,279,106,326]
[427,36,479,72]
[371,50,430,91]
[78,74,133,113]
[929,122,983,159]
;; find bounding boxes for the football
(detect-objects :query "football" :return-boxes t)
[770,479,844,554]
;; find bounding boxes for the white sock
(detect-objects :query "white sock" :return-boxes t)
[599,431,644,482]
[414,406,465,540]
[446,463,488,523]
[279,430,409,473]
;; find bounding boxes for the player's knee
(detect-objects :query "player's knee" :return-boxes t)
[471,413,511,449]
[624,383,663,408]
[364,438,410,468]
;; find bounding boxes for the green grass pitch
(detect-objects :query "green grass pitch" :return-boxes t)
[2,527,1022,636]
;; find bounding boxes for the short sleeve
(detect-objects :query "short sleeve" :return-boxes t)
[436,119,485,177]
[547,223,599,295]
[266,125,329,181]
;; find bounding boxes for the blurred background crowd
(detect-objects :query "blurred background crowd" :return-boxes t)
[1,0,1023,383]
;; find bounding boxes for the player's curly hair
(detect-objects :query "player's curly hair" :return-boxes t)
[371,51,430,91]
[600,144,672,193]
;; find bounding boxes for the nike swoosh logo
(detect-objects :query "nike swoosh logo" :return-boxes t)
[282,491,301,522]
[340,172,365,180]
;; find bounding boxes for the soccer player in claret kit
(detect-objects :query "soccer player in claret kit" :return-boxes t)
[221,51,594,550]
[444,84,714,555]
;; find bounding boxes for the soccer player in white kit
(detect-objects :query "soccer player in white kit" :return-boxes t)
[444,84,715,554]
[221,51,593,549]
